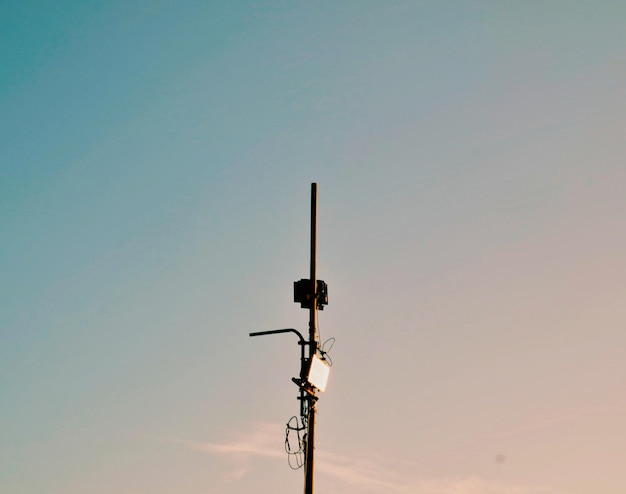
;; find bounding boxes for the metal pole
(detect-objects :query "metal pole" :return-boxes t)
[309,182,318,355]
[304,182,318,494]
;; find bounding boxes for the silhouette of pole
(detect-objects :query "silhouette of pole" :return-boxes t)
[304,182,318,494]
[249,183,328,494]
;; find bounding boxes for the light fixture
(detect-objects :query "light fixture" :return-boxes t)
[306,354,330,392]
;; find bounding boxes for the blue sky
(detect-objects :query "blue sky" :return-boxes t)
[2,1,626,493]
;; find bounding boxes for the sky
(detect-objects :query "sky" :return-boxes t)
[1,1,625,493]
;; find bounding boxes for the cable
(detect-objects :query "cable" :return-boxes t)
[314,302,335,365]
[285,415,306,470]
[319,336,335,366]
[315,304,321,344]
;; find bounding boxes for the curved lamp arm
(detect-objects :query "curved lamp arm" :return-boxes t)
[249,328,306,344]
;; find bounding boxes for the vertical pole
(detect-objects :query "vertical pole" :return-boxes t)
[304,183,318,494]
[309,182,318,354]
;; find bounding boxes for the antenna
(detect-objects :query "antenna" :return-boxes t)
[249,183,332,494]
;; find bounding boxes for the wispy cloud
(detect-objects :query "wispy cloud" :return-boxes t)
[317,449,407,491]
[172,423,283,483]
[175,422,553,493]
[175,422,283,459]
[317,449,551,494]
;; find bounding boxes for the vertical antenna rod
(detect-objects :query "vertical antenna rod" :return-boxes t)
[305,182,318,494]
[309,182,318,355]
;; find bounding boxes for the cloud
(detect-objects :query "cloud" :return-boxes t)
[317,450,407,491]
[316,449,552,494]
[172,423,284,483]
[176,422,283,460]
[224,466,252,482]
[176,422,554,493]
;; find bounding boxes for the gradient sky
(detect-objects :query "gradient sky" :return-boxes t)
[2,2,625,493]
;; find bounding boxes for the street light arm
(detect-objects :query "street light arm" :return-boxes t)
[249,328,306,344]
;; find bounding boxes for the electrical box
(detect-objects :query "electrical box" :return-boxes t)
[294,279,328,310]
